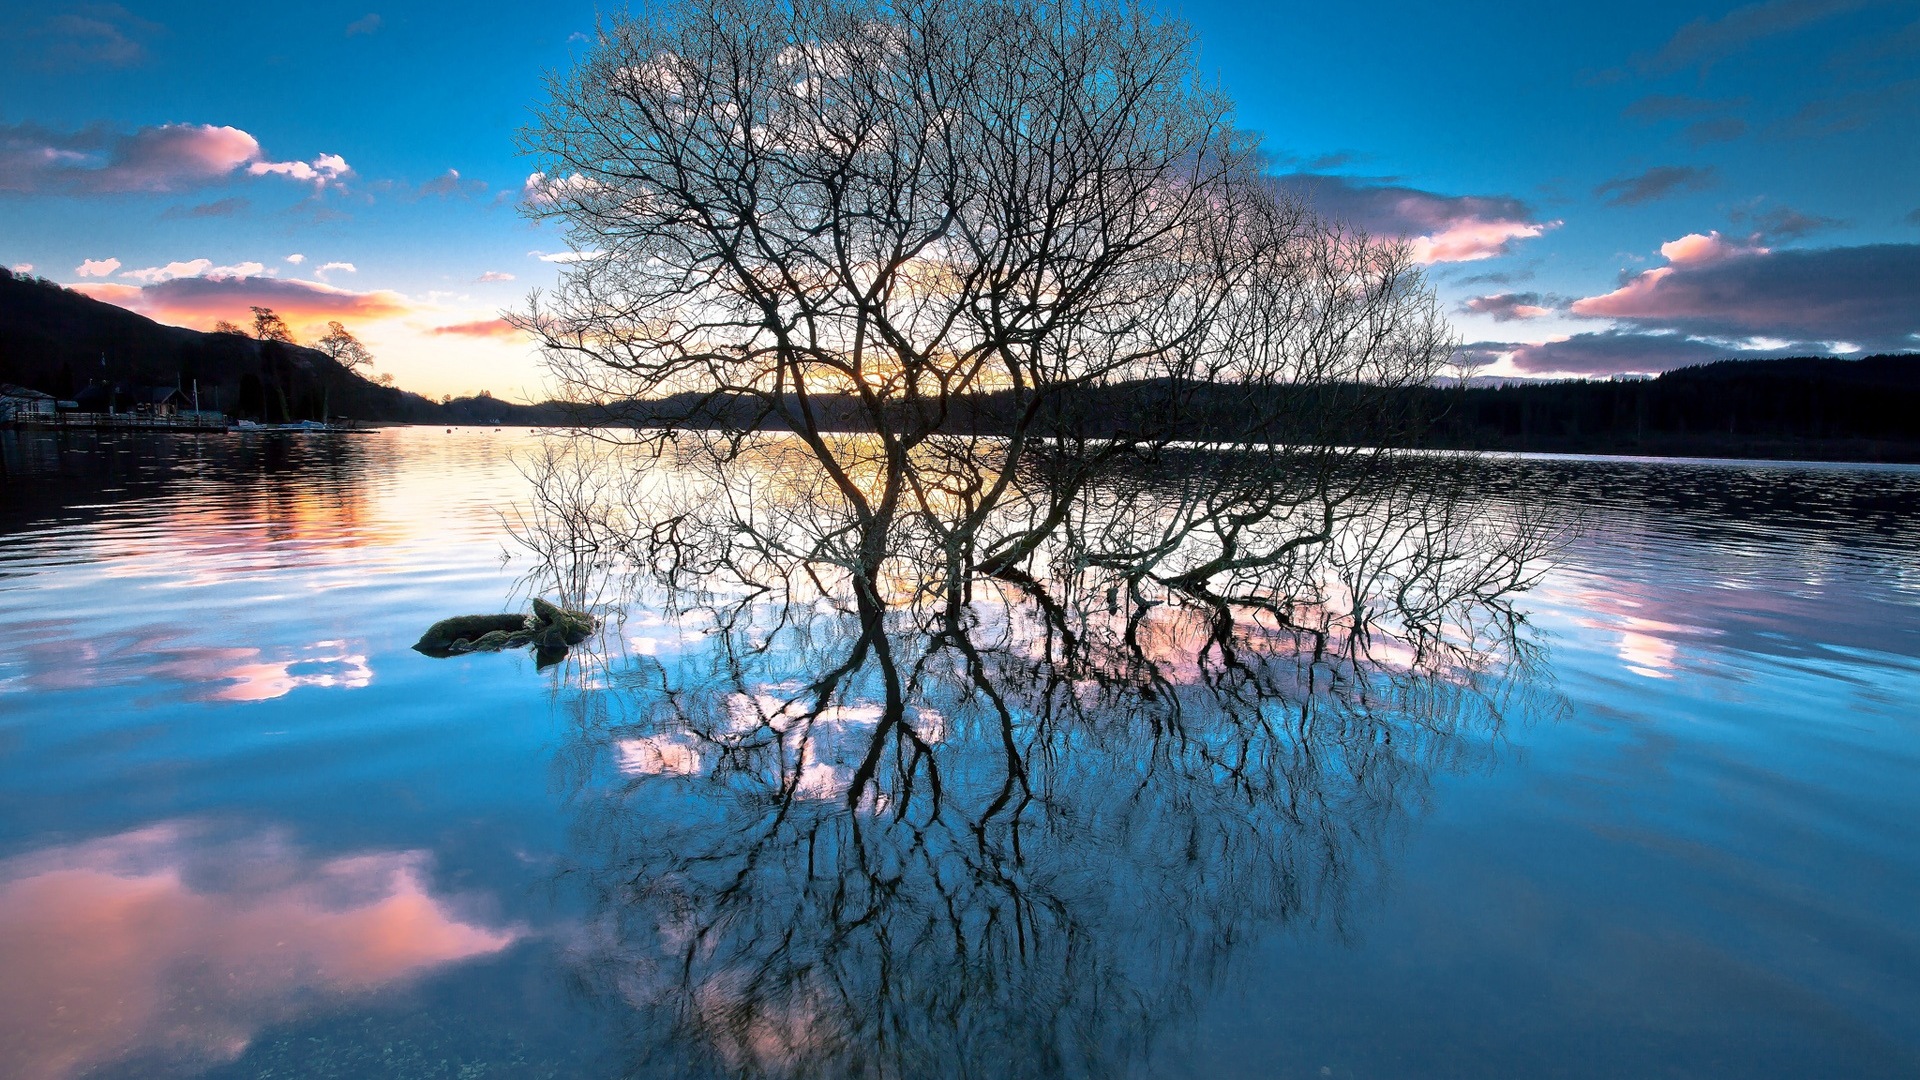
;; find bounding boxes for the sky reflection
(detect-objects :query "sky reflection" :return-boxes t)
[0,431,1917,1078]
[0,823,517,1080]
[5,627,370,703]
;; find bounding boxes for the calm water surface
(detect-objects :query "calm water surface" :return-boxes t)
[1,428,1916,1079]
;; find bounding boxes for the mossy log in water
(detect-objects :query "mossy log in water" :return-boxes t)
[413,601,596,661]
[413,614,529,655]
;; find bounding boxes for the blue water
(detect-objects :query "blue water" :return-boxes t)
[1,428,1916,1079]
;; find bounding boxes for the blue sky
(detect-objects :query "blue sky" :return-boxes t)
[2,0,1916,397]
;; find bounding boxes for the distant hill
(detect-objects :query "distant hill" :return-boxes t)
[0,269,563,425]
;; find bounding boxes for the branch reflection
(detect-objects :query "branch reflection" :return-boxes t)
[519,435,1563,1078]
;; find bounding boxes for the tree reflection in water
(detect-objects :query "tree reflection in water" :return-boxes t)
[515,435,1563,1079]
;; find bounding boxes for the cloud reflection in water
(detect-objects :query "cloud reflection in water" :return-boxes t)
[0,823,517,1080]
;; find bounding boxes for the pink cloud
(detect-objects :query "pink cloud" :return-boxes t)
[1412,220,1552,264]
[0,122,348,195]
[1576,232,1772,316]
[1566,236,1920,349]
[1657,230,1767,266]
[0,123,257,194]
[1266,174,1557,264]
[75,273,414,332]
[430,318,525,339]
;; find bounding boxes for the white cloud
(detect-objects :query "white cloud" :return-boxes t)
[314,261,358,280]
[247,153,352,187]
[477,270,515,282]
[285,253,305,265]
[116,258,272,285]
[521,171,602,206]
[76,258,122,278]
[121,258,213,284]
[529,249,606,263]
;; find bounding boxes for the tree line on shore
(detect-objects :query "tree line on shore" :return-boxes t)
[578,354,1920,462]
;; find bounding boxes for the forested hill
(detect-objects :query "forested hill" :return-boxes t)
[1410,353,1920,460]
[0,270,560,425]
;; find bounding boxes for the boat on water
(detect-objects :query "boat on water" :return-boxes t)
[231,419,369,433]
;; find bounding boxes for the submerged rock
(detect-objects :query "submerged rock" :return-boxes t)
[413,600,596,661]
[530,597,594,647]
[413,614,529,656]
[458,628,528,652]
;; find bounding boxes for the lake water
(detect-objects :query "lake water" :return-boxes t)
[1,427,1917,1079]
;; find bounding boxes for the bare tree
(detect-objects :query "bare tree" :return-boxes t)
[249,306,294,344]
[315,320,375,376]
[516,0,1453,604]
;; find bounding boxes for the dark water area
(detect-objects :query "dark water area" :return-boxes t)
[1,428,1916,1079]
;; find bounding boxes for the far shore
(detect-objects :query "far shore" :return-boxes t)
[13,419,1917,467]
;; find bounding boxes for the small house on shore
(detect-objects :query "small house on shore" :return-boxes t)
[138,386,191,417]
[0,384,56,423]
[73,382,191,417]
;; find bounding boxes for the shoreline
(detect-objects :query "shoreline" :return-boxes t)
[9,421,1918,468]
